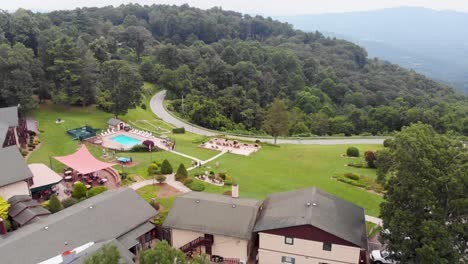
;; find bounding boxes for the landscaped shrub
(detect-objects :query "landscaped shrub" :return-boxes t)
[160,159,173,174]
[383,138,393,148]
[72,182,87,199]
[87,186,108,198]
[20,149,28,157]
[131,144,149,152]
[156,175,166,183]
[224,175,234,186]
[347,160,367,168]
[41,200,49,210]
[147,163,159,175]
[153,210,168,225]
[209,171,215,175]
[172,127,185,134]
[218,172,226,180]
[151,201,160,210]
[346,147,360,157]
[208,174,215,180]
[344,173,360,181]
[365,151,377,168]
[62,197,78,208]
[187,181,205,192]
[48,194,63,213]
[183,178,193,186]
[175,163,187,181]
[141,103,147,110]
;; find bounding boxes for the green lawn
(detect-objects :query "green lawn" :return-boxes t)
[190,144,384,216]
[27,98,193,178]
[135,184,176,210]
[26,82,384,217]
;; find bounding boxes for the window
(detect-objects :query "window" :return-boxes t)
[322,242,332,251]
[319,263,329,264]
[284,236,294,245]
[281,256,295,263]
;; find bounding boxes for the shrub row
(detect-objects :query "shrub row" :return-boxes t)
[172,127,185,134]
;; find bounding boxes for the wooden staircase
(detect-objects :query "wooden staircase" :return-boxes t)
[179,236,214,253]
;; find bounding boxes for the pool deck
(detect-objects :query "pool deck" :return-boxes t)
[92,130,172,151]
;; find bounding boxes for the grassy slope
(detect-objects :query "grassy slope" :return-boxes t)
[191,144,383,216]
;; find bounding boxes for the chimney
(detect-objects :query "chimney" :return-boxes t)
[0,218,7,235]
[232,184,239,198]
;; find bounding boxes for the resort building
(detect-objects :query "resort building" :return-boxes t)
[163,189,262,263]
[0,106,28,148]
[0,146,34,200]
[164,187,368,264]
[107,117,126,131]
[0,188,158,264]
[254,188,368,264]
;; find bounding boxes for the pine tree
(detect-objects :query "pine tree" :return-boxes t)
[160,159,173,174]
[48,194,64,213]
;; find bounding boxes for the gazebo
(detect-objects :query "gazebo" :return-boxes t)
[54,145,120,185]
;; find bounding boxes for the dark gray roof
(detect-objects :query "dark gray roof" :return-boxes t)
[12,206,50,226]
[107,118,121,126]
[0,106,19,127]
[71,239,135,264]
[117,221,155,249]
[164,192,262,240]
[0,122,8,146]
[9,199,41,217]
[0,146,33,187]
[254,187,367,249]
[8,195,32,206]
[0,188,157,264]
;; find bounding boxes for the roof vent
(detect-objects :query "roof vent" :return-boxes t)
[195,200,200,203]
[306,202,311,206]
[232,204,236,208]
[44,226,49,230]
[312,202,317,206]
[89,206,93,209]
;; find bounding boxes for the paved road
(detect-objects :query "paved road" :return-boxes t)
[151,90,385,145]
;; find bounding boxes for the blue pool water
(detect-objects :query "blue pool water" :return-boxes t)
[111,135,141,146]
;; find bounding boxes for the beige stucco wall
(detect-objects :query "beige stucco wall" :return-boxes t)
[0,181,29,200]
[258,232,360,264]
[171,229,249,261]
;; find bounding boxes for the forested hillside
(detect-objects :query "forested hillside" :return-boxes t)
[0,4,466,136]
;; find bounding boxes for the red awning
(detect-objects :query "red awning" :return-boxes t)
[54,145,116,174]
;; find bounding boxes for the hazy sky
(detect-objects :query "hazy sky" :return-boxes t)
[4,0,468,15]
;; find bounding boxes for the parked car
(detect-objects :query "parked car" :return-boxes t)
[370,249,400,264]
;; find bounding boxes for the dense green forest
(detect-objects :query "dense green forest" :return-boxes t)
[0,4,466,135]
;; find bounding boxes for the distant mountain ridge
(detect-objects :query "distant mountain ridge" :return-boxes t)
[275,7,468,93]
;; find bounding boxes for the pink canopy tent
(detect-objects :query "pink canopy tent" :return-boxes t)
[54,145,116,174]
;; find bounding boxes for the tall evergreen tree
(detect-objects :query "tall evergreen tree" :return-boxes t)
[380,123,467,263]
[263,99,289,144]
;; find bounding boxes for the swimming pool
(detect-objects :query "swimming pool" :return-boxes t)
[111,135,141,146]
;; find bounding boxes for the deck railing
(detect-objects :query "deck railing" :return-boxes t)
[179,236,213,253]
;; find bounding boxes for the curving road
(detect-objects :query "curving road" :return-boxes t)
[150,90,385,145]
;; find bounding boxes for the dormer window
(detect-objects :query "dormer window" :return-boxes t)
[284,236,294,245]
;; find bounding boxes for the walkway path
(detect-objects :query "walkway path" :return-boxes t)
[365,215,383,226]
[150,90,386,145]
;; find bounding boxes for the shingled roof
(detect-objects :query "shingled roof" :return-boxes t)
[0,146,33,187]
[0,188,157,264]
[0,106,19,127]
[254,187,367,249]
[164,192,262,240]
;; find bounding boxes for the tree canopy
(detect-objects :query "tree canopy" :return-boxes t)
[0,4,465,134]
[380,123,467,263]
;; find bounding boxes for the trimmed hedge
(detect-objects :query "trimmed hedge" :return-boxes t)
[172,127,185,134]
[87,186,108,198]
[187,181,205,191]
[62,197,78,208]
[346,147,360,157]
